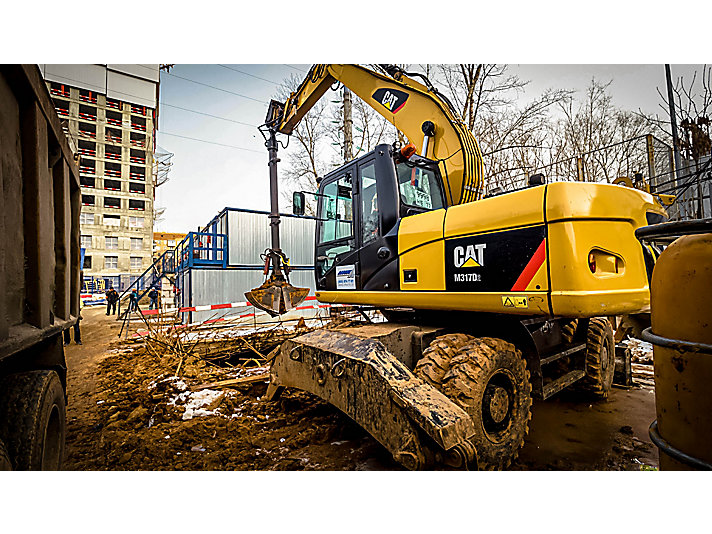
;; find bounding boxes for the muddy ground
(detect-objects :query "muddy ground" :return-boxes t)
[62,306,659,471]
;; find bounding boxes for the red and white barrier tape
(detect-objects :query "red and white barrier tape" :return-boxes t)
[140,295,325,316]
[130,297,335,338]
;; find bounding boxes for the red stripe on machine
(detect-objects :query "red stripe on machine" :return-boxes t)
[510,238,547,291]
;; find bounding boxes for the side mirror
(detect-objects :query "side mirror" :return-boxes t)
[292,191,306,216]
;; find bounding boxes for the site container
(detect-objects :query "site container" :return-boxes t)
[0,65,81,470]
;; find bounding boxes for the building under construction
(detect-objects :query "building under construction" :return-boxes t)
[40,64,160,293]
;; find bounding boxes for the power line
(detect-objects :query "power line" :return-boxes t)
[161,71,268,104]
[217,64,281,85]
[283,64,309,74]
[158,131,263,154]
[160,102,259,128]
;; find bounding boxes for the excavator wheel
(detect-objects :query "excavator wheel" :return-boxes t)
[413,334,474,388]
[560,318,579,344]
[576,317,615,398]
[440,338,532,470]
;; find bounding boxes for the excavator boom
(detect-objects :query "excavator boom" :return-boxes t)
[273,64,485,205]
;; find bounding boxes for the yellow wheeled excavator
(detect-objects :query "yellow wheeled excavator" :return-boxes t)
[248,64,669,470]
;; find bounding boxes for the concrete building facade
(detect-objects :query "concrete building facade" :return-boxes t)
[40,64,160,292]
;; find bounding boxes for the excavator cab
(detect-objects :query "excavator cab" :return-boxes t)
[309,144,444,293]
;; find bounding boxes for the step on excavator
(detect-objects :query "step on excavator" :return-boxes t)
[247,64,669,470]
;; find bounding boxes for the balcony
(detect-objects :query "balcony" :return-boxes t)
[104,162,122,178]
[79,89,97,104]
[78,122,96,139]
[78,104,97,122]
[104,197,121,209]
[81,194,95,206]
[131,116,146,132]
[131,105,146,116]
[78,140,96,157]
[52,98,69,117]
[129,199,145,211]
[80,176,95,188]
[49,83,70,98]
[79,161,96,175]
[103,179,122,192]
[129,149,146,164]
[105,146,122,161]
[106,98,122,110]
[106,110,123,127]
[130,132,146,148]
[129,182,145,194]
[129,165,145,180]
[105,128,122,144]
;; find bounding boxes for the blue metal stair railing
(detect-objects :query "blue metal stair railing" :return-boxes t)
[117,248,177,316]
[175,231,227,272]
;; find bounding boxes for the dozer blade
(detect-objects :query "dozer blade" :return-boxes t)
[266,328,479,470]
[245,275,309,317]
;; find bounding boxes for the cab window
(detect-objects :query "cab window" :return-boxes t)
[318,175,353,243]
[396,161,444,210]
[360,163,379,244]
[316,173,354,277]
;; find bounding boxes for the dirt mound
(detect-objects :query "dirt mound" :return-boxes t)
[66,330,396,471]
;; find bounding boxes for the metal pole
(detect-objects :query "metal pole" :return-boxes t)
[665,65,682,188]
[266,127,283,274]
[646,134,656,191]
[576,157,585,182]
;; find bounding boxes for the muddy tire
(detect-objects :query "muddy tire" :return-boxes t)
[577,317,615,398]
[441,338,532,470]
[560,319,579,344]
[0,439,11,470]
[413,333,474,387]
[0,370,66,470]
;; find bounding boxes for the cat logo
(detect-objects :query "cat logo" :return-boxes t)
[372,88,409,114]
[453,243,486,268]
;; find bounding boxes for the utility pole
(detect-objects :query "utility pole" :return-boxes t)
[665,65,682,189]
[343,87,353,163]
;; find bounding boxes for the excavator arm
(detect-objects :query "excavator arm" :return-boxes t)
[268,64,485,205]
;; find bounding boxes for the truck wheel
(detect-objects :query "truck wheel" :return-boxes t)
[414,333,474,387]
[0,370,66,470]
[441,338,532,470]
[578,317,615,398]
[0,439,11,470]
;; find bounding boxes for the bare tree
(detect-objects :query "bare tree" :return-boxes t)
[549,79,649,183]
[328,87,398,164]
[639,65,712,163]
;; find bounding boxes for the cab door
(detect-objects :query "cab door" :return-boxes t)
[314,164,359,291]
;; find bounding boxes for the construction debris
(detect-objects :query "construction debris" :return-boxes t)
[64,309,393,470]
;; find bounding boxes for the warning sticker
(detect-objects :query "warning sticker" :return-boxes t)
[502,295,528,309]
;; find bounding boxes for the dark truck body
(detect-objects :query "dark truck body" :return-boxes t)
[0,65,81,470]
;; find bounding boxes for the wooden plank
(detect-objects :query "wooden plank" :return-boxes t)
[192,373,270,391]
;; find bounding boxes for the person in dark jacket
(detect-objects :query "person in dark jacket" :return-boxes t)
[129,289,139,312]
[148,287,159,310]
[105,287,119,315]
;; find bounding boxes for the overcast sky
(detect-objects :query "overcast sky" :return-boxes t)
[154,63,702,233]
